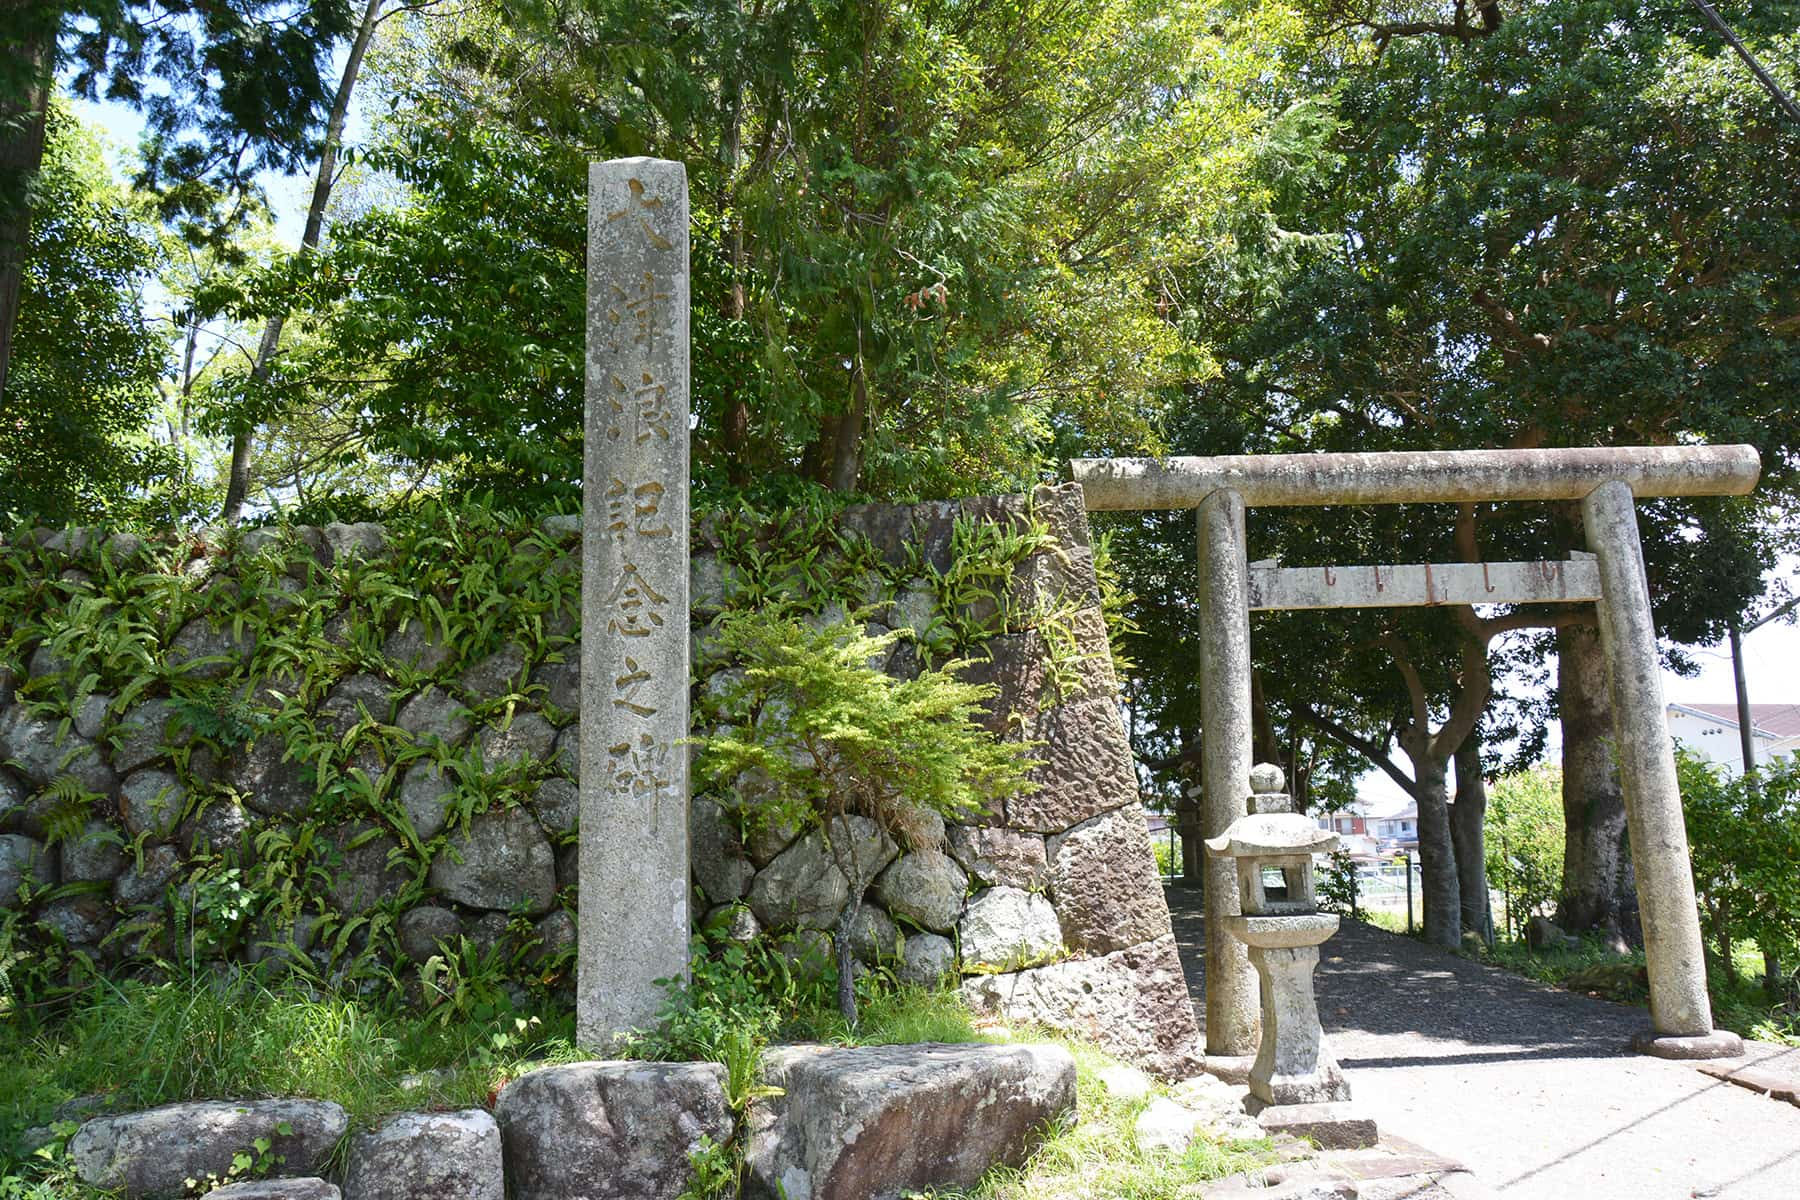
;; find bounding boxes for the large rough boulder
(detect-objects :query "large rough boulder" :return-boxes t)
[533,657,580,714]
[956,886,1061,970]
[494,1061,734,1200]
[112,698,179,773]
[871,850,967,933]
[531,777,580,839]
[167,618,256,680]
[324,522,388,563]
[203,1179,341,1200]
[956,608,1115,736]
[962,933,1203,1079]
[898,932,957,988]
[691,797,754,905]
[1044,805,1169,955]
[319,674,393,738]
[41,894,114,944]
[0,833,54,907]
[120,768,187,839]
[743,1042,1076,1200]
[395,687,472,747]
[0,706,116,794]
[113,844,182,908]
[61,819,126,882]
[428,806,556,915]
[384,619,453,674]
[747,816,896,931]
[233,738,318,817]
[397,905,462,962]
[321,823,406,915]
[69,1099,347,1199]
[477,712,558,768]
[847,905,904,965]
[397,761,454,841]
[945,824,1049,891]
[459,644,528,698]
[342,1109,503,1200]
[1004,697,1136,833]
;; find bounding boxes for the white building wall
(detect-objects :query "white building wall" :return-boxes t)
[1666,707,1783,778]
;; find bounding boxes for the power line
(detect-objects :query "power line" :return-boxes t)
[1687,0,1800,125]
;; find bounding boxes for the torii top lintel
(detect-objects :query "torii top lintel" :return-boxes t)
[1071,445,1761,511]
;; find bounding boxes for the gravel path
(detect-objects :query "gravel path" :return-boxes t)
[1166,887,1800,1198]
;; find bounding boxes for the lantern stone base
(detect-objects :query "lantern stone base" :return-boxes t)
[1242,1099,1379,1150]
[1239,934,1351,1108]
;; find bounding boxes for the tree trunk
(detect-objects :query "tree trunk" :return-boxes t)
[1404,742,1461,950]
[1709,897,1737,988]
[0,11,55,401]
[1556,621,1638,937]
[1450,738,1494,944]
[221,0,385,523]
[829,359,866,494]
[1176,796,1203,885]
[719,7,752,484]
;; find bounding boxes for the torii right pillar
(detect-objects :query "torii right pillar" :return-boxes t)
[1585,480,1743,1058]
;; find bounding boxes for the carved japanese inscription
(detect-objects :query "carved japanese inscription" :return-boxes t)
[579,159,691,1047]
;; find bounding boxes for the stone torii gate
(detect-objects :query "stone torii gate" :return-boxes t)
[1073,446,1760,1062]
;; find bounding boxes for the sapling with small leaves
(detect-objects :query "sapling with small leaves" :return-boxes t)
[694,609,1037,1026]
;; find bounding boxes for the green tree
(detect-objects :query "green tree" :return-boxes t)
[283,0,1305,506]
[1678,748,1800,988]
[0,0,360,398]
[1113,0,1800,946]
[1486,762,1565,937]
[0,106,168,524]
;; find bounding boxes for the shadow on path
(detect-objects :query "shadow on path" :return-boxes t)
[1163,886,1800,1199]
[1166,885,1644,1057]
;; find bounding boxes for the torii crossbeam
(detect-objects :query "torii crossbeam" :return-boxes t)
[1073,445,1759,1064]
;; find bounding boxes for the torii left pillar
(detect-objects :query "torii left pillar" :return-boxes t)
[1196,490,1261,1060]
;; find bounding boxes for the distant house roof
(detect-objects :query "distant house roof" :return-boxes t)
[1670,702,1800,740]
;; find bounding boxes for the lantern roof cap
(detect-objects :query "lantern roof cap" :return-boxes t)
[1205,813,1338,859]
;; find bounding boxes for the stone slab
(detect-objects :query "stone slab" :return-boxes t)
[743,1042,1075,1200]
[1245,1100,1378,1149]
[578,156,691,1047]
[1695,1059,1799,1103]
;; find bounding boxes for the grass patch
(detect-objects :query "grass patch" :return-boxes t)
[1483,933,1642,988]
[1354,909,1414,937]
[0,967,584,1171]
[1478,933,1800,1048]
[927,1036,1279,1199]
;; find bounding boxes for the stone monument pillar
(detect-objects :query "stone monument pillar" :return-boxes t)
[578,158,692,1047]
[1196,489,1260,1059]
[1584,480,1742,1059]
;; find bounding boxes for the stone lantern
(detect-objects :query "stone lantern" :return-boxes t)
[1205,763,1375,1147]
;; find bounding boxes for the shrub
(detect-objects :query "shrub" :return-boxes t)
[693,608,1038,1025]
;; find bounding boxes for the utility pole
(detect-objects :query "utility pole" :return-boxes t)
[1727,593,1799,994]
[1729,595,1800,781]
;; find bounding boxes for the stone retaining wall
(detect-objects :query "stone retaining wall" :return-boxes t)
[0,485,1199,1074]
